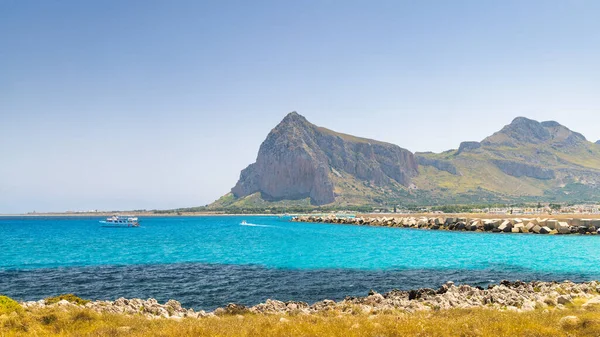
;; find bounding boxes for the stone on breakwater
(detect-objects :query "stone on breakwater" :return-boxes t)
[558,222,571,234]
[292,215,599,236]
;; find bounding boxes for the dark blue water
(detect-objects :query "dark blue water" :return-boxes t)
[1,216,599,310]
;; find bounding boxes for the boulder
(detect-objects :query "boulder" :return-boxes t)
[513,223,525,233]
[521,301,536,312]
[582,296,600,310]
[483,221,495,231]
[526,219,539,226]
[546,220,558,230]
[557,295,572,305]
[557,222,571,234]
[559,316,581,328]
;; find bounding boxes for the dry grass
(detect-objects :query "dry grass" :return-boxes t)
[3,304,600,336]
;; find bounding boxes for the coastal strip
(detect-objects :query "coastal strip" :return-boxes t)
[16,280,600,319]
[292,215,600,235]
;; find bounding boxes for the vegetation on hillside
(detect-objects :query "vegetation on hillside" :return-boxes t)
[44,294,90,306]
[202,116,600,211]
[0,295,22,316]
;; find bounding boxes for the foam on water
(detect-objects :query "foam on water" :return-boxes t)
[240,222,275,228]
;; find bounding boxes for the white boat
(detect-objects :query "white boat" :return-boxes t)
[241,220,247,225]
[100,215,139,227]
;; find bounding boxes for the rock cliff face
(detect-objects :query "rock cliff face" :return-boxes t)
[210,114,600,209]
[415,155,459,175]
[456,141,481,155]
[231,112,418,205]
[491,160,555,180]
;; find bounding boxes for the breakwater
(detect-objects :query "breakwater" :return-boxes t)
[18,280,600,319]
[292,215,600,235]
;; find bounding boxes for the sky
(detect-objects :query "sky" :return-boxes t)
[1,0,599,213]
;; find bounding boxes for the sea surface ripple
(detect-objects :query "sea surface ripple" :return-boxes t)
[1,216,598,309]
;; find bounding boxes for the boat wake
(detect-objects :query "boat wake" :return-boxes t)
[240,223,274,228]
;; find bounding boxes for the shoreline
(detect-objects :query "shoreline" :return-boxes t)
[16,280,600,318]
[6,280,600,336]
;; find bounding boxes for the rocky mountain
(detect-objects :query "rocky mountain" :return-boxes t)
[221,112,417,207]
[415,117,600,204]
[211,114,600,209]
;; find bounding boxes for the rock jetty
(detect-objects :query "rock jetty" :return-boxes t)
[292,215,600,235]
[19,281,600,318]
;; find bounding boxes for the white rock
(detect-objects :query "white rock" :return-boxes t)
[557,295,572,305]
[582,296,600,309]
[559,316,580,327]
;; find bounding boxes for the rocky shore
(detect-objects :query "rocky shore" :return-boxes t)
[292,215,600,235]
[18,281,600,319]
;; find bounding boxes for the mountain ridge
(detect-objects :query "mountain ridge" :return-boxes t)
[230,112,417,206]
[211,113,600,209]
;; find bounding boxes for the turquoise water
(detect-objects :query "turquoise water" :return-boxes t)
[1,216,599,308]
[0,216,596,273]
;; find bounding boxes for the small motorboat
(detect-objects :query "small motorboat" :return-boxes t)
[241,220,247,225]
[100,215,139,227]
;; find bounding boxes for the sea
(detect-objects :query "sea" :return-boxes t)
[1,216,599,310]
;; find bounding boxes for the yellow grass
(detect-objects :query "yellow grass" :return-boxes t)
[3,303,600,336]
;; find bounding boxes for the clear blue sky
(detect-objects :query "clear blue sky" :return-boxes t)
[1,0,599,213]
